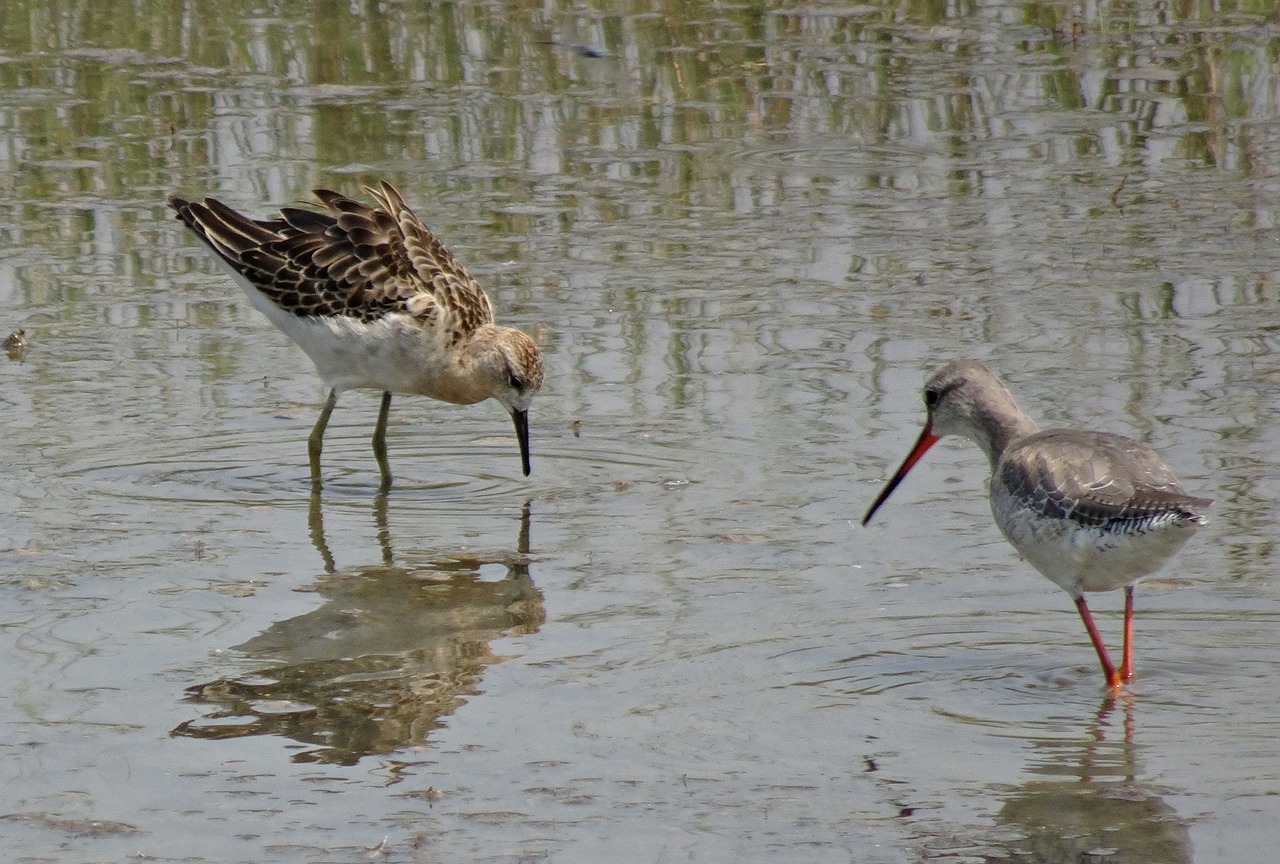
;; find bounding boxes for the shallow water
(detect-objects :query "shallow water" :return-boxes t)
[1,1,1278,861]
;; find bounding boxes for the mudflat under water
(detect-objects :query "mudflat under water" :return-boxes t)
[1,2,1278,862]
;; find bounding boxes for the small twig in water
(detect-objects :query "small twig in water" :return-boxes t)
[1110,175,1128,208]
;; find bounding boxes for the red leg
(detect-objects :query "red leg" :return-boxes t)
[1120,586,1135,683]
[1074,594,1122,689]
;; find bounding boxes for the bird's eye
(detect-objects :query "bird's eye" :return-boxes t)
[507,372,524,391]
[924,388,939,407]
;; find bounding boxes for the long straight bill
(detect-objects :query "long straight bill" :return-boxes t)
[513,409,532,476]
[861,424,940,525]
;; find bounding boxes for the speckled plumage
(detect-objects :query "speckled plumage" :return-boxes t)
[863,359,1210,688]
[168,182,544,489]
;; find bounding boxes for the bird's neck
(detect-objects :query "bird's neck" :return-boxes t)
[972,401,1040,470]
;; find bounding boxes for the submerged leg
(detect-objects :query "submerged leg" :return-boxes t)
[1119,586,1135,683]
[1074,594,1122,689]
[372,391,393,493]
[308,390,338,491]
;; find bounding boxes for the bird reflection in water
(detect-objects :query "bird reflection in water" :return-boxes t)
[172,498,542,766]
[869,697,1193,861]
[990,695,1191,864]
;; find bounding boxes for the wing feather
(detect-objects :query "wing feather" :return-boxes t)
[999,430,1211,529]
[168,183,495,334]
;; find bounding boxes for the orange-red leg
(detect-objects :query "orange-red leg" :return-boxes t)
[1074,594,1122,689]
[1119,586,1135,683]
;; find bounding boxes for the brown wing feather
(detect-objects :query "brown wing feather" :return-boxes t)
[999,429,1211,528]
[365,182,494,338]
[168,184,493,335]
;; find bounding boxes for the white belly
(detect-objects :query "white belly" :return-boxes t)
[223,267,460,399]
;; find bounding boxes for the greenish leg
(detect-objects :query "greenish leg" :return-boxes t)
[308,390,338,491]
[373,391,393,493]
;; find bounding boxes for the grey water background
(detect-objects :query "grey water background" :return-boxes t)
[1,1,1278,861]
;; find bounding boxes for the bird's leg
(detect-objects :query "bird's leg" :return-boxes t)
[308,390,338,492]
[1119,586,1135,683]
[372,391,393,493]
[1074,594,1122,689]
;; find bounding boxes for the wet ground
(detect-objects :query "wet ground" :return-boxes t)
[1,1,1278,861]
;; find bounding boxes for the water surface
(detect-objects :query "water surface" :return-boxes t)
[0,1,1277,861]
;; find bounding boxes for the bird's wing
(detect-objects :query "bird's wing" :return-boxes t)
[168,183,493,337]
[362,181,495,338]
[999,430,1211,528]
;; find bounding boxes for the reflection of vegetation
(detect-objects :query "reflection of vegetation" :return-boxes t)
[173,502,542,764]
[3,0,1274,271]
[1,0,1277,198]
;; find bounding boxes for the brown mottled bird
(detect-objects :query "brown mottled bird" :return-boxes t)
[168,182,543,491]
[863,359,1210,688]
